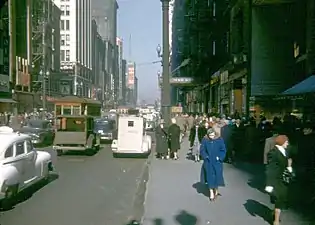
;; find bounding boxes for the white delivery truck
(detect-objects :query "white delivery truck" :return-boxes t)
[111,115,152,157]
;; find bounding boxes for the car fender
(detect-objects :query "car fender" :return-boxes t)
[144,135,152,150]
[36,151,52,174]
[111,139,118,150]
[0,165,20,187]
[142,141,149,152]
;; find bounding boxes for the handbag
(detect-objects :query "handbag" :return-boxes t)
[282,168,295,185]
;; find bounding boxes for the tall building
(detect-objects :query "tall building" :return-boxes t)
[53,0,93,98]
[126,61,137,106]
[116,37,123,104]
[121,59,127,105]
[91,0,119,106]
[134,76,138,106]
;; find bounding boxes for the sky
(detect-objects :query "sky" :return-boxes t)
[117,0,161,104]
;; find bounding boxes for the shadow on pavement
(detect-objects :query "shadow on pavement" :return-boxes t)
[0,173,59,212]
[192,182,209,197]
[174,210,198,225]
[243,199,272,224]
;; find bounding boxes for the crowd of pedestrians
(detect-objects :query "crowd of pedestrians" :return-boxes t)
[155,112,315,225]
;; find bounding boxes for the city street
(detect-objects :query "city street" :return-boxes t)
[142,138,311,225]
[0,144,149,225]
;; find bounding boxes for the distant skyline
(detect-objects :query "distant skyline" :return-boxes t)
[117,0,161,104]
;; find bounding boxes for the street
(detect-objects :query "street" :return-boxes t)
[0,144,149,225]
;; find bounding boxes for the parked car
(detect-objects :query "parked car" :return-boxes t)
[18,119,55,145]
[94,118,116,142]
[0,126,54,209]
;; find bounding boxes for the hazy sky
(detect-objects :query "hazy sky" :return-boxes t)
[117,0,161,104]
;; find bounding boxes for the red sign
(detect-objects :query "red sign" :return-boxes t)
[127,64,135,86]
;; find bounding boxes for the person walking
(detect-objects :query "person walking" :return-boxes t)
[189,120,207,162]
[155,120,169,159]
[265,135,294,225]
[200,128,227,201]
[168,118,181,160]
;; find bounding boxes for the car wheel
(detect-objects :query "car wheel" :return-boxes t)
[57,150,63,156]
[1,185,17,210]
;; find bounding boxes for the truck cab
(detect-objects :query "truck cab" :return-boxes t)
[111,114,152,157]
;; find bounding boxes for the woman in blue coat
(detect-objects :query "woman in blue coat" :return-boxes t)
[200,128,227,201]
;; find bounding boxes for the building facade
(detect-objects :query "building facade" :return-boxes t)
[53,0,93,98]
[116,37,123,104]
[121,59,127,105]
[91,0,119,107]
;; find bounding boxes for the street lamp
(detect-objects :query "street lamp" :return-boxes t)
[157,0,171,125]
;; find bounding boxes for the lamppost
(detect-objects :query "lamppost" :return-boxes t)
[39,69,49,111]
[157,0,171,125]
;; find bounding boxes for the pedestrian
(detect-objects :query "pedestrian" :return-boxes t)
[221,119,233,163]
[189,120,207,162]
[265,135,294,225]
[168,118,181,160]
[200,128,227,201]
[155,119,169,159]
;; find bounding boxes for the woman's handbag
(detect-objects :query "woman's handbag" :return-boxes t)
[282,168,295,185]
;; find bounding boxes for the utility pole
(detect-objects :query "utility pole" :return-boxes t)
[8,0,16,84]
[160,0,171,125]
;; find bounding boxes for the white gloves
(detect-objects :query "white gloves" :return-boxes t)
[265,186,273,193]
[216,156,219,161]
[287,167,293,173]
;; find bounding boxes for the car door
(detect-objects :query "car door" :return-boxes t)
[1,145,24,186]
[22,139,37,185]
[13,141,29,187]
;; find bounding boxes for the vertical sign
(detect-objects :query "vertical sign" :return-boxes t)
[127,63,135,88]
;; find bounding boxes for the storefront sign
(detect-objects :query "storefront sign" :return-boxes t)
[170,77,193,84]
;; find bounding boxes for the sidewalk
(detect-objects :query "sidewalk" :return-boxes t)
[142,138,309,225]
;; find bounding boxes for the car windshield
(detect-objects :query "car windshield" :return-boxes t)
[95,120,114,131]
[25,120,45,129]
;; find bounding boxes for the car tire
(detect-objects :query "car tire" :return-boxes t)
[1,185,18,210]
[57,150,63,156]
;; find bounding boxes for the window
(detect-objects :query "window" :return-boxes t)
[60,20,65,30]
[4,146,13,158]
[128,121,134,127]
[61,34,65,46]
[73,106,81,115]
[66,5,70,16]
[294,42,300,58]
[212,1,216,17]
[65,50,70,61]
[25,140,33,153]
[60,5,65,15]
[212,41,216,55]
[63,106,71,115]
[66,34,70,46]
[56,105,62,115]
[66,20,70,30]
[60,50,65,61]
[15,142,25,155]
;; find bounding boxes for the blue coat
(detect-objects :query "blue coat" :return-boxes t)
[200,137,227,189]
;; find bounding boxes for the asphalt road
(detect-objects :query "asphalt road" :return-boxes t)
[0,144,149,225]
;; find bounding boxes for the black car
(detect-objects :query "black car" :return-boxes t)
[94,119,116,142]
[18,119,55,145]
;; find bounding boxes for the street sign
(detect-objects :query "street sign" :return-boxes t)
[170,77,193,85]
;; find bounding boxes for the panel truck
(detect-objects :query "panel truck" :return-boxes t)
[111,115,152,157]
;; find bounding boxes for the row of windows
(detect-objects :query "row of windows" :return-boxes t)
[4,140,33,159]
[60,49,71,61]
[60,5,70,16]
[60,20,70,30]
[61,34,70,46]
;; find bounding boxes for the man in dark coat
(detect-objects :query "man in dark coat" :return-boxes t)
[231,118,245,160]
[221,120,233,163]
[168,118,181,160]
[155,120,169,159]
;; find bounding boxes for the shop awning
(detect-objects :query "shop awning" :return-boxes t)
[282,75,315,95]
[0,98,17,103]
